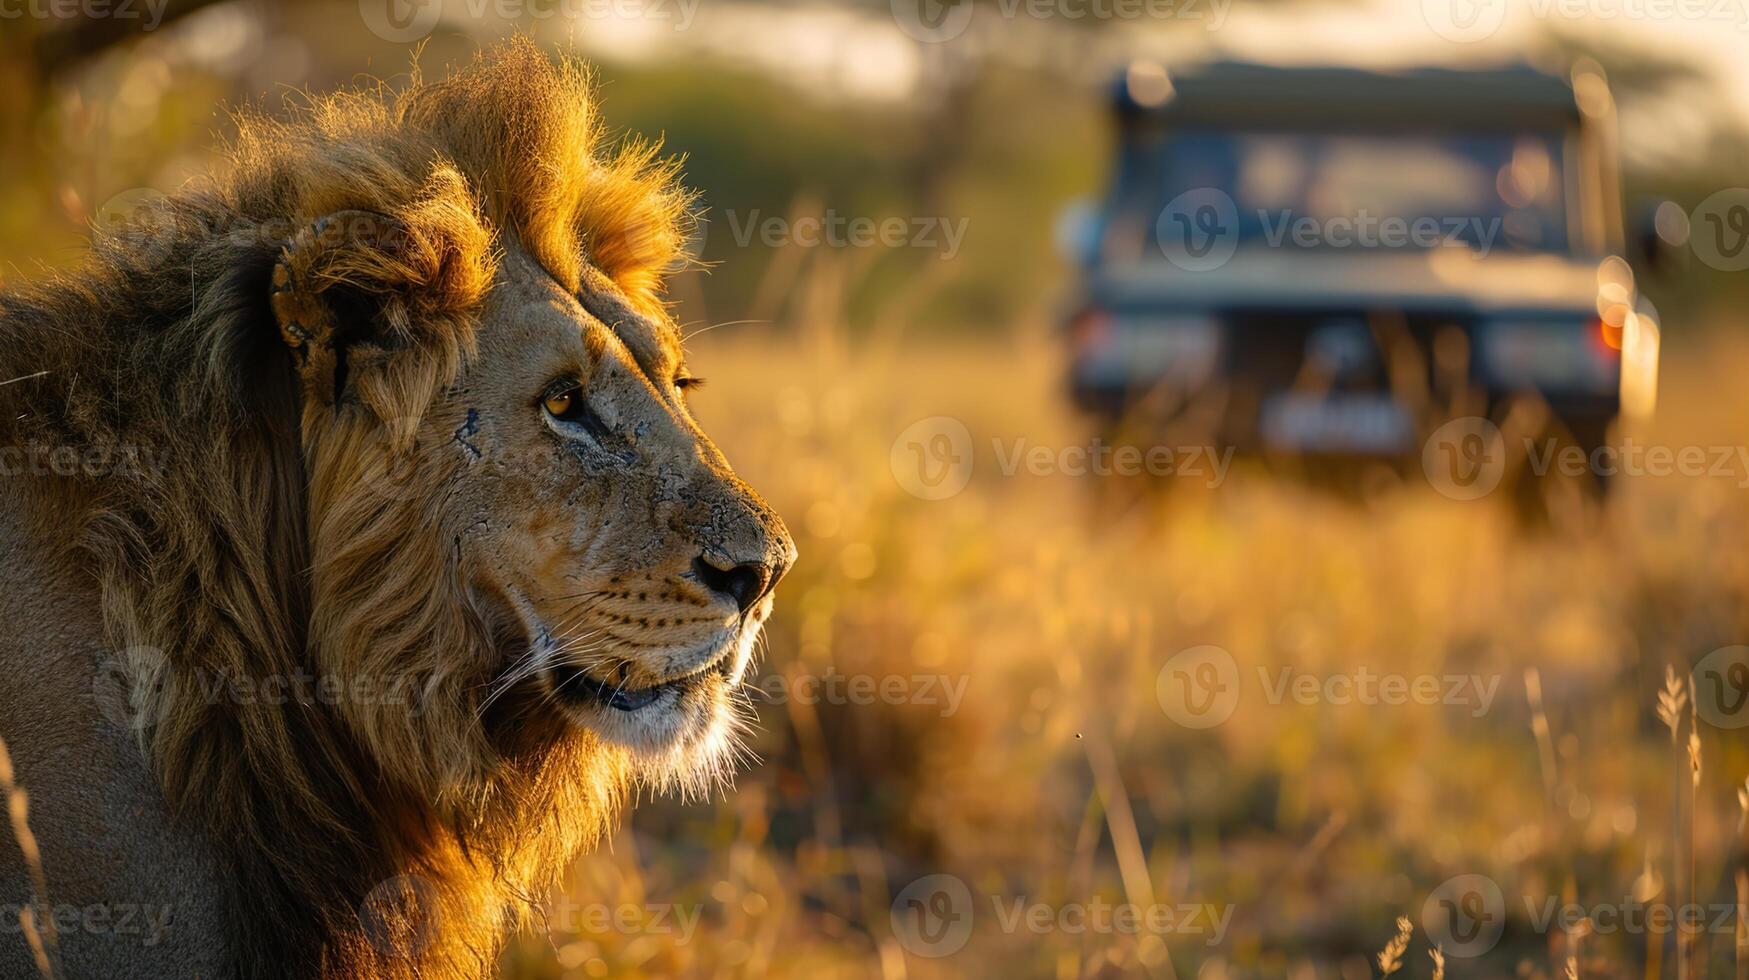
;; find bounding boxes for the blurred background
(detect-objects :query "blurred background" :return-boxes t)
[5,1,1749,977]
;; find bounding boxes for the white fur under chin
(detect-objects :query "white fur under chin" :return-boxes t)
[585,621,763,802]
[626,697,755,802]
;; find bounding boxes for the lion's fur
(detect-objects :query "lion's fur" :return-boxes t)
[0,38,700,977]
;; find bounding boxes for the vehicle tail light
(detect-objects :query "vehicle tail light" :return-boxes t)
[1069,308,1113,353]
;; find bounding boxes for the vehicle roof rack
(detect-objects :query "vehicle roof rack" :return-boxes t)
[1112,62,1584,129]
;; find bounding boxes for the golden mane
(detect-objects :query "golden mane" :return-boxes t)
[0,37,695,977]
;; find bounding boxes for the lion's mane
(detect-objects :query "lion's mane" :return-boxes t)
[0,38,692,977]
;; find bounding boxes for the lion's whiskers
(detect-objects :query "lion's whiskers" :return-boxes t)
[474,590,624,719]
[475,622,609,719]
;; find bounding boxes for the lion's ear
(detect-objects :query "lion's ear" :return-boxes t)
[269,210,417,408]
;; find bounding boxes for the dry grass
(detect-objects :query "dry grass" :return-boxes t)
[496,289,1749,979]
[0,738,57,979]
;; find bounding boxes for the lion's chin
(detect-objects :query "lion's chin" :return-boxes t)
[538,629,758,798]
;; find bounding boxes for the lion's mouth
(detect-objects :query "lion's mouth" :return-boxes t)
[547,654,731,713]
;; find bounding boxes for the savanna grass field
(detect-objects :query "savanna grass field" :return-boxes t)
[5,2,1749,978]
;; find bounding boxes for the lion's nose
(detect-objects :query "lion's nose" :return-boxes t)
[692,555,780,613]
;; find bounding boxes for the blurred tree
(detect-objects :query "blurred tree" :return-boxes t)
[25,0,229,79]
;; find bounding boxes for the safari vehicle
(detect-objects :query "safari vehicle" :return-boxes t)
[1061,60,1661,479]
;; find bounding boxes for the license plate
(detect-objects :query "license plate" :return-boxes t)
[1259,393,1413,453]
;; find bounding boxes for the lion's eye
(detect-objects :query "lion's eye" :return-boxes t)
[541,383,585,422]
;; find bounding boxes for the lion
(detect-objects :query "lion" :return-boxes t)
[0,38,792,979]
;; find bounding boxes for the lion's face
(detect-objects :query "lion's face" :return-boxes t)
[446,249,793,764]
[274,207,792,795]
